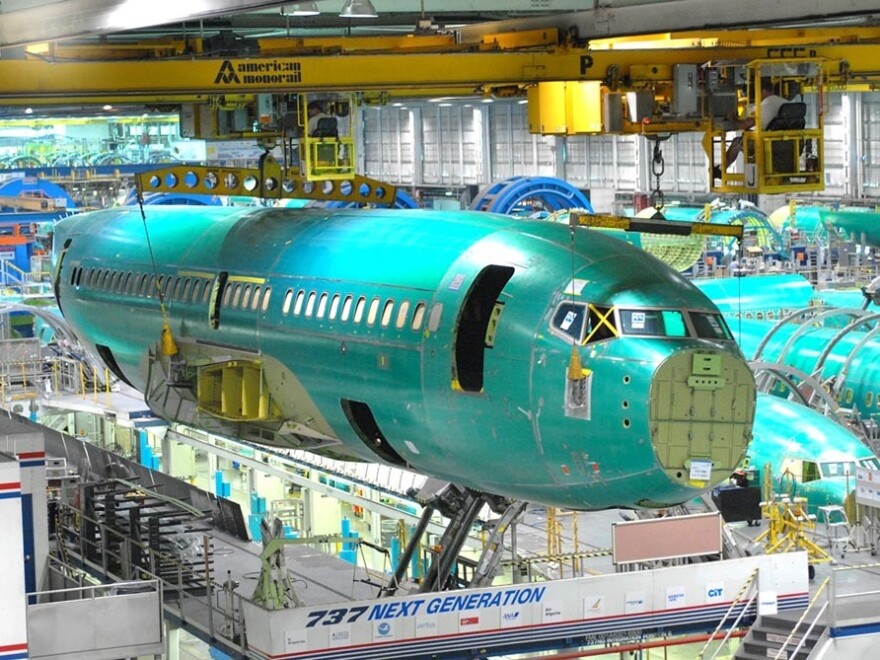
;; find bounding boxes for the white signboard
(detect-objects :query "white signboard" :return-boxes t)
[689,459,713,481]
[624,591,646,614]
[542,600,564,623]
[705,581,726,604]
[242,554,809,660]
[666,586,687,609]
[758,591,779,616]
[856,467,880,507]
[583,595,604,618]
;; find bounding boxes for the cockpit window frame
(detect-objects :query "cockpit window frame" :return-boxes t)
[549,302,737,344]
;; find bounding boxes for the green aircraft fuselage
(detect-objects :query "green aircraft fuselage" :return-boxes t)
[53,206,756,510]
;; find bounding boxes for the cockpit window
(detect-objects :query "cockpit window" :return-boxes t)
[821,461,856,478]
[585,304,618,344]
[860,457,880,470]
[690,312,733,340]
[618,309,688,337]
[552,303,587,343]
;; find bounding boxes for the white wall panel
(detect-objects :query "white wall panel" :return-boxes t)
[488,103,556,181]
[822,93,849,197]
[360,93,876,204]
[422,104,482,185]
[362,107,416,185]
[861,93,880,199]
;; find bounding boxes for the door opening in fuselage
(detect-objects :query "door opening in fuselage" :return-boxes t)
[453,265,514,392]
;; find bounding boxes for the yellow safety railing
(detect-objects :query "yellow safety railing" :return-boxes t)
[697,568,759,660]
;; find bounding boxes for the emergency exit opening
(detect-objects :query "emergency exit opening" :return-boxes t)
[454,265,515,392]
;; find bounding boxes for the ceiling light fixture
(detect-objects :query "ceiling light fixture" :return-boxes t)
[339,0,378,19]
[282,2,320,16]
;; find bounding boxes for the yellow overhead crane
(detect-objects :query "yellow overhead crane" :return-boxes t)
[7,27,880,193]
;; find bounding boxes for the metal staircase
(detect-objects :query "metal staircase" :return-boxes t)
[734,611,828,660]
[735,577,832,660]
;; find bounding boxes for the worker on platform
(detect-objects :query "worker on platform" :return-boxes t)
[306,101,333,136]
[714,77,787,180]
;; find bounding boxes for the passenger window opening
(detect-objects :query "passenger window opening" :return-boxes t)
[261,287,272,311]
[305,291,317,317]
[412,302,426,331]
[453,265,515,393]
[294,290,306,315]
[380,299,394,327]
[341,295,354,322]
[241,285,252,310]
[354,296,366,323]
[251,286,262,311]
[317,293,328,318]
[428,303,443,332]
[396,300,410,329]
[329,294,341,320]
[282,289,294,315]
[367,297,381,326]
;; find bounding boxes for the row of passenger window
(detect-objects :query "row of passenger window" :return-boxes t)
[221,281,273,313]
[68,265,272,312]
[69,264,442,334]
[69,265,213,304]
[279,288,442,332]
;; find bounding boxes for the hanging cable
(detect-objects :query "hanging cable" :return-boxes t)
[137,190,178,356]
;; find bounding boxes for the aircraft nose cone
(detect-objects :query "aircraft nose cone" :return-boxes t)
[649,349,756,490]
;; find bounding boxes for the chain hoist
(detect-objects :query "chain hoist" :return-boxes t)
[648,134,671,219]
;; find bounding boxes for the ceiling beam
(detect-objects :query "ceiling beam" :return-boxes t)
[0,0,293,48]
[459,0,880,42]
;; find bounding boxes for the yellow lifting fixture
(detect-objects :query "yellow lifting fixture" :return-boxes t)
[134,153,396,205]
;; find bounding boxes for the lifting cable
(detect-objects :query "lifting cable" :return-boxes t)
[136,189,178,356]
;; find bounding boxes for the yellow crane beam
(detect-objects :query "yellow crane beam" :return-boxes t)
[3,27,880,105]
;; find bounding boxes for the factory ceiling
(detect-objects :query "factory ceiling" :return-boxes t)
[2,0,880,50]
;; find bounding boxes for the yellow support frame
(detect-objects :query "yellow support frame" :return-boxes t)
[135,155,396,205]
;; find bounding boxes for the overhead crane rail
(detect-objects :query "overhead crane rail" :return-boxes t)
[3,27,880,103]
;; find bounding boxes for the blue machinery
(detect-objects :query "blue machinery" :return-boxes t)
[470,176,593,215]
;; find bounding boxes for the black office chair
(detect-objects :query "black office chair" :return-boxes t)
[766,102,807,174]
[312,116,339,139]
[765,102,806,131]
